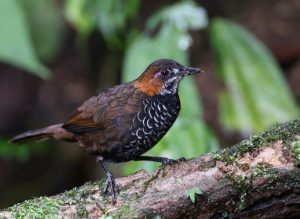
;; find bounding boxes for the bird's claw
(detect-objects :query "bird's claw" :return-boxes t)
[102,172,119,204]
[161,157,186,167]
[177,157,186,162]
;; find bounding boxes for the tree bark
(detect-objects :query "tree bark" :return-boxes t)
[1,119,300,218]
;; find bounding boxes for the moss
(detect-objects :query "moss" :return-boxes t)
[213,118,300,164]
[113,204,130,218]
[76,204,88,218]
[8,196,63,218]
[99,216,113,219]
[291,139,300,165]
[101,203,138,219]
[231,165,300,211]
[98,179,107,191]
[60,180,105,217]
[4,180,110,218]
[223,164,284,212]
[236,191,248,211]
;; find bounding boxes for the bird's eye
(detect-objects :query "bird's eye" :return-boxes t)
[160,70,169,77]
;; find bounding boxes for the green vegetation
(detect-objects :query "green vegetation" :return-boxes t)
[186,187,203,204]
[4,179,138,218]
[292,139,300,165]
[210,19,299,133]
[0,0,51,79]
[8,196,63,218]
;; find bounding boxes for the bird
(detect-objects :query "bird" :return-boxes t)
[11,59,202,204]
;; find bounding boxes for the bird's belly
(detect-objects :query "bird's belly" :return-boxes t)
[112,97,180,161]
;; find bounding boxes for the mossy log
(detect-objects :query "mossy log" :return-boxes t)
[1,119,300,218]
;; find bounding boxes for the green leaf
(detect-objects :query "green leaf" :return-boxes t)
[65,0,96,37]
[65,0,141,48]
[0,0,50,79]
[122,2,218,174]
[186,187,203,203]
[210,18,299,133]
[19,0,64,62]
[147,1,207,32]
[96,0,141,48]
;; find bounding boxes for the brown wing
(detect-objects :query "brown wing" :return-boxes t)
[62,82,143,134]
[62,110,102,134]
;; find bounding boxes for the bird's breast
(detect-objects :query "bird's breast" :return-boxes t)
[114,94,180,160]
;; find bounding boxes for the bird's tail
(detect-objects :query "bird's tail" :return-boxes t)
[10,124,74,144]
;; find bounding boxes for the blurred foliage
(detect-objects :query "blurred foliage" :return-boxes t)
[210,18,299,133]
[65,0,141,49]
[65,0,95,36]
[123,1,218,173]
[18,0,64,62]
[0,0,50,79]
[0,139,47,161]
[147,0,207,33]
[95,0,140,49]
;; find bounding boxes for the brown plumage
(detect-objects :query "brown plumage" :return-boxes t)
[11,59,202,204]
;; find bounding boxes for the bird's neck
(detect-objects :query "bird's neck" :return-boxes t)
[133,76,163,96]
[148,93,180,108]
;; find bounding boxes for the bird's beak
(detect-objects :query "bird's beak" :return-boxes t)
[181,67,203,76]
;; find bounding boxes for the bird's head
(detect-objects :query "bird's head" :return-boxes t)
[134,59,202,96]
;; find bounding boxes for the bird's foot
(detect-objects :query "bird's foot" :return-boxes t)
[161,157,186,167]
[97,157,119,205]
[154,157,186,178]
[102,171,119,204]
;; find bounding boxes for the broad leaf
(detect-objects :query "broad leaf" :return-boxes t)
[0,0,50,79]
[147,0,207,32]
[95,0,141,49]
[19,0,64,62]
[210,18,299,133]
[65,0,96,37]
[65,0,141,48]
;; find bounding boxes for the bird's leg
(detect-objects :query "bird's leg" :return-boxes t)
[134,155,186,167]
[96,157,118,204]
